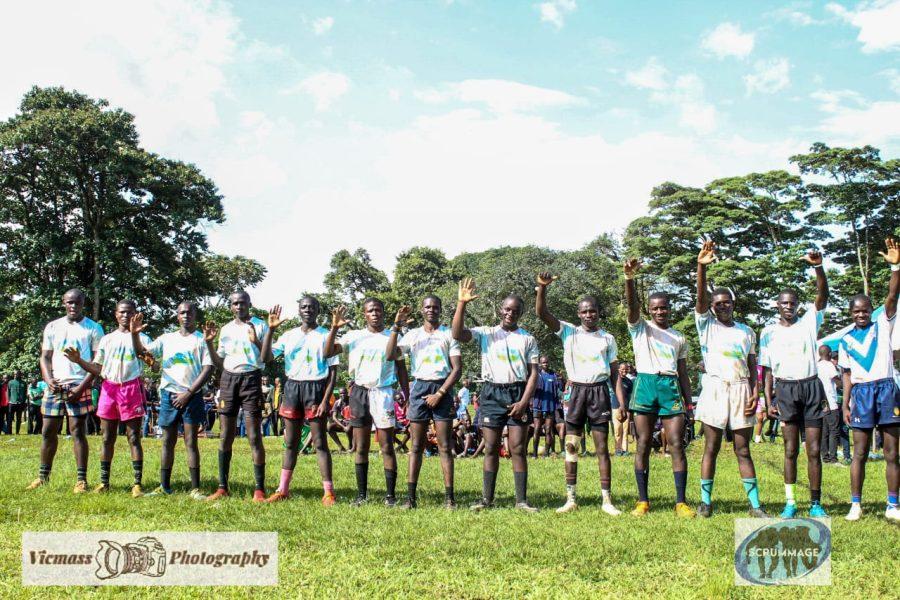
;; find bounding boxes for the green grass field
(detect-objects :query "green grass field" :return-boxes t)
[0,433,896,599]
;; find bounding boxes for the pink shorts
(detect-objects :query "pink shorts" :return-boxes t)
[97,379,146,422]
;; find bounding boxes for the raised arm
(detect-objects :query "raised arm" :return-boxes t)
[261,305,287,363]
[129,312,150,356]
[451,278,478,343]
[802,251,829,311]
[623,259,642,324]
[324,306,350,358]
[534,272,560,332]
[880,238,900,319]
[385,305,412,361]
[203,321,224,370]
[695,240,716,314]
[62,347,101,377]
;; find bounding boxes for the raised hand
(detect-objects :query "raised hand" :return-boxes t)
[535,272,557,287]
[394,305,413,327]
[879,238,900,265]
[623,258,642,279]
[458,277,479,303]
[268,305,287,329]
[62,347,81,364]
[202,321,219,342]
[331,306,350,330]
[129,312,147,333]
[802,250,823,267]
[697,240,716,266]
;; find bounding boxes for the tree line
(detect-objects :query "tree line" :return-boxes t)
[1,87,897,381]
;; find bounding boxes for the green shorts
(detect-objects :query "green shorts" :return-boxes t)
[630,373,684,416]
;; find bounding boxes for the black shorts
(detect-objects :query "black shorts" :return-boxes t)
[480,382,530,429]
[554,406,565,423]
[408,379,454,423]
[219,370,262,417]
[280,379,328,421]
[775,376,826,425]
[565,381,612,432]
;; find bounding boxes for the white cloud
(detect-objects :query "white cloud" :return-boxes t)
[812,89,900,145]
[539,0,577,29]
[0,0,239,154]
[625,57,669,90]
[414,79,584,113]
[883,68,900,94]
[827,0,900,52]
[744,58,791,94]
[768,6,823,26]
[701,22,756,59]
[282,72,351,111]
[647,74,718,135]
[312,16,334,35]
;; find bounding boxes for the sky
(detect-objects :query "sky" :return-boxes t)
[2,0,899,309]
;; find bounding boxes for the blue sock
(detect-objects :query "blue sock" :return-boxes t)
[851,494,861,504]
[888,492,898,508]
[700,478,713,505]
[742,478,761,509]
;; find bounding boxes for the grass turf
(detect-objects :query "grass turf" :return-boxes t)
[0,433,896,599]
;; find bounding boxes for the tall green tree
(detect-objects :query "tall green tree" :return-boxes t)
[0,86,226,372]
[200,254,267,309]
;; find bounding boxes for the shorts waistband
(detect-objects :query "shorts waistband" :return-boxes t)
[482,381,525,388]
[707,375,749,384]
[569,379,609,387]
[775,375,819,384]
[287,377,327,384]
[854,377,896,388]
[637,372,677,378]
[223,369,261,377]
[413,378,446,384]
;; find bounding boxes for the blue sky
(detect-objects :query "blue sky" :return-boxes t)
[2,0,899,309]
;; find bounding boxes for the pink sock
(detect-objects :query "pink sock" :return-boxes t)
[279,469,293,494]
[323,480,334,495]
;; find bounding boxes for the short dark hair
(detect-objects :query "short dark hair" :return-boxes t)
[422,294,442,307]
[117,299,137,310]
[63,288,85,301]
[711,287,734,301]
[177,300,198,312]
[648,291,669,303]
[298,295,320,309]
[577,295,599,309]
[362,297,384,310]
[849,294,872,310]
[777,289,799,301]
[502,294,525,312]
[230,290,250,302]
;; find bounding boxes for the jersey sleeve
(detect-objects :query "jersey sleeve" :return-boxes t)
[556,320,575,341]
[677,333,689,360]
[469,326,486,344]
[93,338,108,366]
[607,334,618,364]
[146,336,163,359]
[396,330,414,353]
[91,323,104,352]
[627,319,644,339]
[757,326,772,367]
[694,310,713,338]
[837,341,850,370]
[525,335,539,364]
[253,318,270,341]
[271,335,286,358]
[448,333,462,358]
[748,328,758,355]
[199,338,213,367]
[41,324,53,352]
[337,330,357,353]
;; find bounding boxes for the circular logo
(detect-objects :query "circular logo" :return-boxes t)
[735,519,830,585]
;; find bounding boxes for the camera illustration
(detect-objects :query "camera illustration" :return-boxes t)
[95,536,166,580]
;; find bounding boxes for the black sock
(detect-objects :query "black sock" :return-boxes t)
[635,468,649,502]
[674,470,687,504]
[384,468,397,499]
[160,468,172,492]
[407,481,417,504]
[253,463,265,491]
[132,460,143,486]
[514,470,528,504]
[355,462,368,497]
[218,450,232,490]
[811,489,821,504]
[445,485,455,503]
[100,461,111,486]
[76,467,86,483]
[189,467,200,490]
[39,464,51,482]
[483,470,497,503]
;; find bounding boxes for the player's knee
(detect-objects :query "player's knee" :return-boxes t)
[853,444,869,460]
[733,443,751,461]
[784,444,799,460]
[313,435,328,454]
[126,429,141,448]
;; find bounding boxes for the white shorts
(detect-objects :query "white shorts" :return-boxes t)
[695,377,756,431]
[349,384,396,429]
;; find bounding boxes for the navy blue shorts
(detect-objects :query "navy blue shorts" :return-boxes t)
[158,390,205,427]
[850,377,900,430]
[480,382,530,429]
[407,379,454,423]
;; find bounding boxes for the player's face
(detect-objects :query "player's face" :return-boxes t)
[177,303,197,330]
[62,291,84,321]
[711,293,734,323]
[539,356,549,371]
[648,297,670,327]
[776,293,800,321]
[363,301,384,328]
[230,293,251,320]
[850,298,873,327]
[499,298,522,328]
[298,298,319,325]
[577,301,599,330]
[421,298,441,324]
[116,303,135,329]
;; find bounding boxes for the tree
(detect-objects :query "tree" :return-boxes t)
[791,143,900,299]
[0,86,226,372]
[323,248,390,304]
[392,247,450,307]
[200,254,267,308]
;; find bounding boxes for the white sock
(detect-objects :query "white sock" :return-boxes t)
[601,489,612,505]
[566,484,576,503]
[754,435,762,443]
[785,483,795,505]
